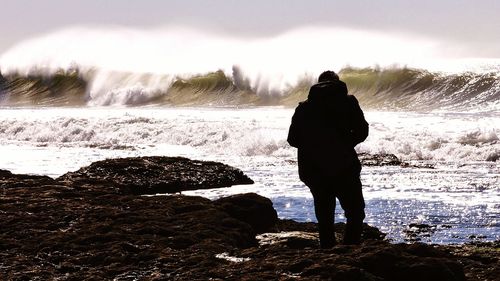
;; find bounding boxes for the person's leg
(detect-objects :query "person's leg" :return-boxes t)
[337,177,365,244]
[310,186,336,248]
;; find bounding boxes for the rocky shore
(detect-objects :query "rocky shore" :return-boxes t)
[0,156,498,280]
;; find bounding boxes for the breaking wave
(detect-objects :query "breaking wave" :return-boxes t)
[1,26,499,112]
[342,67,500,112]
[1,66,499,112]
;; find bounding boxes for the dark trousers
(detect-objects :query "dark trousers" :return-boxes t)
[309,176,365,248]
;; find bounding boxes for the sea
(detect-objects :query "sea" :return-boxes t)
[0,27,498,244]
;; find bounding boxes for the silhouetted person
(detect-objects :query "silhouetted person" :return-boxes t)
[287,70,369,248]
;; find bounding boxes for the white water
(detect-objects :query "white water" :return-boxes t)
[0,106,498,243]
[2,26,500,107]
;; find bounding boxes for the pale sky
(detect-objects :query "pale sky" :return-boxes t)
[1,0,499,57]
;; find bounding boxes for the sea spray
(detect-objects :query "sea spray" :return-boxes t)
[1,25,500,111]
[0,25,442,103]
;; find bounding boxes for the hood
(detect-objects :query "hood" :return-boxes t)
[308,80,348,102]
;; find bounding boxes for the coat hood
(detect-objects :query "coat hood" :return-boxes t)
[308,80,348,102]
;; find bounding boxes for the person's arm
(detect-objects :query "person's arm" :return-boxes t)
[287,104,305,148]
[348,96,369,146]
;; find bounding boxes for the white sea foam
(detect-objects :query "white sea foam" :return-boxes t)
[0,108,498,163]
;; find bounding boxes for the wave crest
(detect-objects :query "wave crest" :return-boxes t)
[0,69,87,106]
[341,67,500,111]
[1,66,499,112]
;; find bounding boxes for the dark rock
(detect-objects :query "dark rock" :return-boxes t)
[271,221,385,244]
[57,156,254,195]
[392,258,464,281]
[404,223,437,242]
[361,223,388,240]
[0,169,56,188]
[399,242,454,258]
[443,241,500,281]
[359,153,402,166]
[276,219,318,232]
[214,192,278,233]
[285,236,319,249]
[359,153,435,169]
[359,242,465,281]
[0,169,11,176]
[0,157,497,280]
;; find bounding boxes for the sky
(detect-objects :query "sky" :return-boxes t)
[1,0,500,57]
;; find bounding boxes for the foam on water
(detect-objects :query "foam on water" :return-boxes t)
[0,107,498,243]
[0,108,498,162]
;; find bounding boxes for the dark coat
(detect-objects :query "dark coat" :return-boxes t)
[287,80,369,186]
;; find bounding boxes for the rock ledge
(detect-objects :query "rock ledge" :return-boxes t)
[57,156,254,194]
[0,157,497,280]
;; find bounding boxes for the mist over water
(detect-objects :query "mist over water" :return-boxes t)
[0,26,428,99]
[0,26,441,74]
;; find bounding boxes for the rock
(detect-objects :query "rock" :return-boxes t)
[404,223,437,242]
[0,169,10,176]
[276,220,386,240]
[361,223,388,240]
[57,156,254,195]
[256,231,319,248]
[443,241,500,281]
[359,241,465,281]
[276,219,318,232]
[358,153,435,169]
[359,153,402,166]
[0,186,259,279]
[0,169,56,188]
[0,157,497,280]
[214,193,278,233]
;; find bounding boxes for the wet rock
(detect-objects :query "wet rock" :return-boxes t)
[276,219,318,232]
[444,241,500,281]
[0,169,10,176]
[0,157,497,280]
[57,156,254,195]
[255,222,387,251]
[359,153,402,166]
[359,241,465,281]
[214,192,278,233]
[404,223,438,242]
[0,169,56,188]
[257,231,319,248]
[359,153,435,169]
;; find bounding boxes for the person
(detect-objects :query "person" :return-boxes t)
[287,70,369,248]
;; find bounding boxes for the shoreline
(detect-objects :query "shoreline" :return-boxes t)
[1,156,498,280]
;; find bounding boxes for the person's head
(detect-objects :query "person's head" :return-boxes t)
[318,70,339,83]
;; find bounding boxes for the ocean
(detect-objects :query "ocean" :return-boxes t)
[0,27,499,244]
[0,104,498,244]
